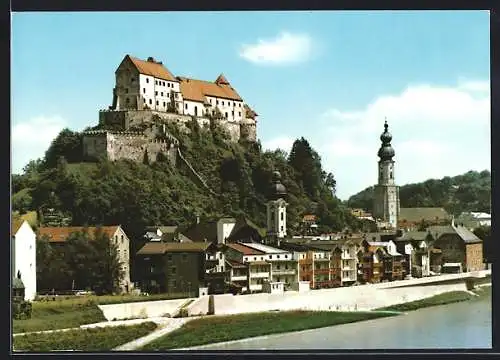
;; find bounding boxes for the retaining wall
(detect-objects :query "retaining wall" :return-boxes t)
[98,298,193,320]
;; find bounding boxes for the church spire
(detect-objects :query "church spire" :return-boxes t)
[377,119,395,161]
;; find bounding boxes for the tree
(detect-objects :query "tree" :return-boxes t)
[44,129,82,168]
[90,228,124,295]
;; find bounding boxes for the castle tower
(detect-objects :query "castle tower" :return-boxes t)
[266,171,288,246]
[373,120,400,229]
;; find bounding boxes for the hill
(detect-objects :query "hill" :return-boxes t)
[347,170,491,216]
[11,120,362,249]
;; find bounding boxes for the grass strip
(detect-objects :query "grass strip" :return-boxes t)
[141,310,397,350]
[374,291,477,312]
[14,322,157,352]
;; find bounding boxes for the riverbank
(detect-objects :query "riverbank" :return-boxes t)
[140,311,398,351]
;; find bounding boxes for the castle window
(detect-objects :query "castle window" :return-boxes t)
[146,78,149,83]
[131,77,135,82]
[126,98,130,104]
[156,101,159,106]
[125,88,129,93]
[222,101,225,106]
[167,83,171,88]
[225,112,228,118]
[232,111,234,117]
[155,80,158,85]
[161,92,163,97]
[149,99,152,105]
[163,102,166,107]
[185,103,188,109]
[216,100,219,105]
[162,81,165,86]
[175,93,179,99]
[155,91,158,96]
[239,112,241,116]
[390,172,393,179]
[143,88,146,93]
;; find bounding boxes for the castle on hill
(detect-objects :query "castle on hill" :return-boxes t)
[82,55,259,164]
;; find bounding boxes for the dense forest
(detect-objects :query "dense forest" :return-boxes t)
[347,170,491,216]
[12,119,364,249]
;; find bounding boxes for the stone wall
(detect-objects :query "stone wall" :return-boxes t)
[98,298,191,320]
[98,109,257,142]
[83,130,178,165]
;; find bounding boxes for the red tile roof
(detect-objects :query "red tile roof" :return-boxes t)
[215,74,230,85]
[38,226,121,243]
[178,77,243,102]
[125,55,178,82]
[227,243,265,255]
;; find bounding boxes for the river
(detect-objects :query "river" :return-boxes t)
[190,290,491,350]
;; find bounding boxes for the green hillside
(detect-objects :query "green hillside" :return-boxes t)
[347,170,491,216]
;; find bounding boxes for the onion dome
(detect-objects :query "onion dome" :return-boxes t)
[378,120,395,161]
[269,171,287,200]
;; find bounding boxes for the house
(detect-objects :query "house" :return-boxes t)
[225,243,270,293]
[144,225,179,242]
[38,225,132,293]
[358,241,386,284]
[394,231,434,277]
[456,212,491,231]
[398,207,451,231]
[301,214,318,235]
[136,241,212,296]
[373,240,404,281]
[428,223,484,273]
[12,219,37,301]
[278,242,313,288]
[241,242,297,290]
[225,259,249,293]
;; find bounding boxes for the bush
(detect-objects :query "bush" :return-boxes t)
[13,301,32,320]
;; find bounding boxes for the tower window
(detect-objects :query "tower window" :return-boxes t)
[390,172,393,179]
[281,213,284,221]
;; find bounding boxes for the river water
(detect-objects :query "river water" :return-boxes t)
[192,290,492,350]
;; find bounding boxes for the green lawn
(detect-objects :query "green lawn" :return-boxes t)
[374,291,477,312]
[14,293,192,334]
[14,322,157,352]
[141,310,397,350]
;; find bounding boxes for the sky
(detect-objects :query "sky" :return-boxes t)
[11,11,491,200]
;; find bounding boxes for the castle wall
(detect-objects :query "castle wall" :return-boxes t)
[240,120,257,142]
[83,133,108,160]
[225,121,241,142]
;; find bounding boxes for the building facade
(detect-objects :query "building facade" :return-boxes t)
[12,220,37,301]
[373,121,400,229]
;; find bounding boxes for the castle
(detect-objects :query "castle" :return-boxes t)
[83,55,259,164]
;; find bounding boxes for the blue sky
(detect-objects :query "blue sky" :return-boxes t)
[11,11,490,200]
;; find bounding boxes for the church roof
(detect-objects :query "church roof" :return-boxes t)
[399,208,450,223]
[125,55,178,82]
[178,76,243,103]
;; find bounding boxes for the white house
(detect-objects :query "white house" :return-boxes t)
[456,212,491,230]
[12,219,37,301]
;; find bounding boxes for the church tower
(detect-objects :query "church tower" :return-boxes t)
[373,120,400,229]
[266,171,288,246]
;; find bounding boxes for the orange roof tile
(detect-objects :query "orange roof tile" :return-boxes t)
[125,55,178,82]
[38,226,121,243]
[178,77,243,102]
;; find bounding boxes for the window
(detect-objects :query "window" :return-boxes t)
[277,255,280,259]
[125,88,129,94]
[239,112,241,116]
[167,83,171,88]
[167,254,173,261]
[163,102,166,107]
[149,99,152,105]
[185,103,188,109]
[277,264,280,270]
[156,101,159,105]
[126,98,130,104]
[121,235,124,243]
[254,257,257,261]
[171,267,177,274]
[146,78,149,83]
[225,112,228,118]
[155,80,158,85]
[115,235,118,242]
[161,92,163,96]
[143,88,146,93]
[131,77,135,82]
[216,100,219,105]
[261,257,264,260]
[221,266,224,272]
[155,91,158,96]
[222,101,225,106]
[285,254,288,259]
[175,93,179,99]
[281,213,284,221]
[210,99,212,104]
[162,81,165,86]
[170,280,177,288]
[239,103,242,107]
[281,226,284,231]
[232,111,234,117]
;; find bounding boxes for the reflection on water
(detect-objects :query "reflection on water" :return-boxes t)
[194,291,491,350]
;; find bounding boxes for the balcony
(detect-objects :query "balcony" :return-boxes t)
[231,275,247,281]
[272,269,296,275]
[250,272,270,279]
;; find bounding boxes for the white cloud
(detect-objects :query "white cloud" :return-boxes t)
[239,32,313,65]
[263,136,295,153]
[11,115,67,174]
[316,80,490,200]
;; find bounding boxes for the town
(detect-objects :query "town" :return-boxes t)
[11,56,490,305]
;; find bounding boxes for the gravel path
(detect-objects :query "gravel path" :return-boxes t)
[113,318,192,351]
